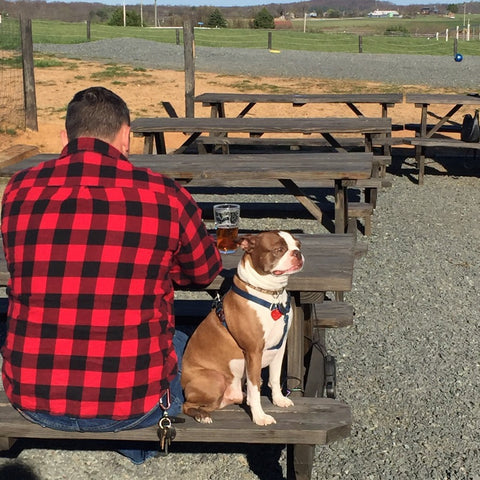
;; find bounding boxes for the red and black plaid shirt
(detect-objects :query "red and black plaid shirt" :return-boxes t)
[1,138,222,419]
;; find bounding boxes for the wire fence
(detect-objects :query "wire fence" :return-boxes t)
[28,20,480,58]
[0,16,24,133]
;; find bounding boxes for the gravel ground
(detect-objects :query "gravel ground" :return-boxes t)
[1,40,480,479]
[34,37,480,89]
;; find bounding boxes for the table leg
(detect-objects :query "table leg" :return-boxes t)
[154,133,166,155]
[287,295,304,395]
[286,444,315,480]
[334,180,348,234]
[278,179,323,224]
[415,144,425,186]
[381,103,392,156]
[210,102,225,118]
[143,134,154,154]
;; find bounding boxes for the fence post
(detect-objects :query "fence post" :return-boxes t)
[454,38,458,56]
[183,19,195,118]
[176,28,180,45]
[358,35,363,53]
[268,31,272,50]
[20,16,38,131]
[86,20,91,41]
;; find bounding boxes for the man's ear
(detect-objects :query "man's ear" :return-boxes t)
[117,124,130,157]
[61,130,69,147]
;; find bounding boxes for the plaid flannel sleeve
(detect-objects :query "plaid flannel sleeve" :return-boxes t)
[170,186,222,286]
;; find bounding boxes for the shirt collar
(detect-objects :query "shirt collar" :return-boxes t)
[60,137,129,163]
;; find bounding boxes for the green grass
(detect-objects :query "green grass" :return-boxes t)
[23,16,480,56]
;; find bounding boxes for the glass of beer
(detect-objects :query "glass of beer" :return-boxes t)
[213,203,240,254]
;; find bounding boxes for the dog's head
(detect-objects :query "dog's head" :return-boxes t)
[236,231,304,289]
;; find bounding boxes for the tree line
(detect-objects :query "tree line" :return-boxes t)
[2,0,480,29]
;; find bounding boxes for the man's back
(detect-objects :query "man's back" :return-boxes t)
[1,137,222,419]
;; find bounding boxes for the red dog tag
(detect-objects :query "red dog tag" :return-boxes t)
[271,308,283,320]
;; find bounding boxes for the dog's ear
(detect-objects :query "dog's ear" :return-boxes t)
[236,234,257,253]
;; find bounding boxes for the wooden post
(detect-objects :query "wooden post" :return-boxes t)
[358,35,363,53]
[183,19,195,118]
[20,16,38,131]
[176,28,180,45]
[268,31,272,50]
[454,38,458,56]
[86,20,91,40]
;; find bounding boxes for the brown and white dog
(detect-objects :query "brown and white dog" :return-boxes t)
[181,230,304,426]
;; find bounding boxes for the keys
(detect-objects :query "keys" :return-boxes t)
[158,412,176,455]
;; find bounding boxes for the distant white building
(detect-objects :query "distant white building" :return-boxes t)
[368,9,400,18]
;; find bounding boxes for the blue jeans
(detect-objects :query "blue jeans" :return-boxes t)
[18,329,189,464]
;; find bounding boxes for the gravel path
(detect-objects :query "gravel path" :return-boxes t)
[34,37,480,89]
[1,40,479,479]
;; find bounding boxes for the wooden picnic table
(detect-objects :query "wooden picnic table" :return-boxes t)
[194,93,402,155]
[195,92,402,119]
[0,233,358,479]
[0,152,374,234]
[405,93,480,184]
[130,116,392,155]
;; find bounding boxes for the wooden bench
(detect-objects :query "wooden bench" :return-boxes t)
[0,389,350,476]
[0,233,358,479]
[407,136,480,185]
[195,134,395,155]
[404,93,480,184]
[0,145,39,168]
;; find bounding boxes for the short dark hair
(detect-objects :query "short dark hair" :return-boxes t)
[65,86,130,142]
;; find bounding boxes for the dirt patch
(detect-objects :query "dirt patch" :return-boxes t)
[0,58,463,155]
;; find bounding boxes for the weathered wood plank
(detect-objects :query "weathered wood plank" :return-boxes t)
[0,152,374,182]
[131,117,392,135]
[406,93,480,105]
[0,391,351,447]
[0,234,357,293]
[195,93,403,105]
[408,137,480,150]
[312,302,354,328]
[0,145,39,168]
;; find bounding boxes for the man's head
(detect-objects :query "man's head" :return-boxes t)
[62,86,131,156]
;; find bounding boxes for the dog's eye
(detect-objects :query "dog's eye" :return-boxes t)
[273,247,287,256]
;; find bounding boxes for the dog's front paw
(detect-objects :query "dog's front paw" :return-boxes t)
[253,413,277,426]
[195,415,213,424]
[273,395,294,408]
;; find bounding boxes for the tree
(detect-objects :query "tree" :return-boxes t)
[108,8,142,27]
[253,7,274,29]
[325,9,341,18]
[446,4,459,14]
[207,8,227,28]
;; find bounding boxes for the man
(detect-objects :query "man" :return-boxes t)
[1,87,222,463]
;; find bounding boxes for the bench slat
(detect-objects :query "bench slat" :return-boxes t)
[408,137,480,149]
[0,392,350,446]
[0,145,39,168]
[312,302,354,328]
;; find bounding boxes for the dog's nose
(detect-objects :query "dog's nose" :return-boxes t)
[291,250,302,260]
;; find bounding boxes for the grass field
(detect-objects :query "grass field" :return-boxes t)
[2,16,480,56]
